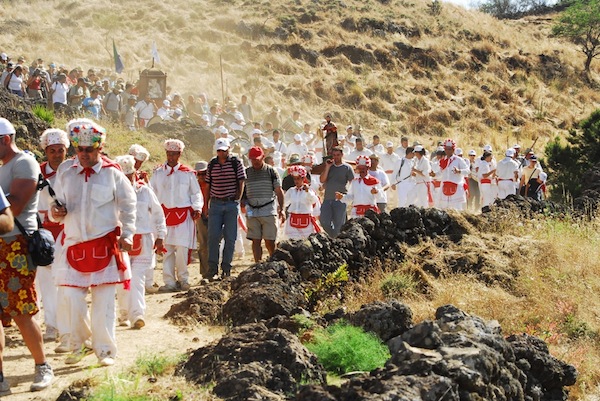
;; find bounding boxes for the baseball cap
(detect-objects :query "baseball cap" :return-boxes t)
[468,150,477,156]
[505,148,515,157]
[483,145,493,152]
[386,141,394,148]
[248,146,265,160]
[195,161,208,171]
[288,153,301,164]
[293,134,302,142]
[0,53,7,61]
[414,145,424,152]
[215,138,230,151]
[0,118,16,136]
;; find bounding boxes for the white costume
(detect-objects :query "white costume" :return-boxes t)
[478,160,495,208]
[115,156,166,327]
[436,146,469,210]
[410,153,431,208]
[496,153,520,200]
[52,120,136,363]
[393,156,415,208]
[284,185,320,240]
[150,139,202,290]
[340,157,382,218]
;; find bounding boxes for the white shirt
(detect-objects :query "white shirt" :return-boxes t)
[347,148,373,162]
[369,143,385,156]
[272,140,288,156]
[412,156,431,184]
[284,186,319,214]
[341,175,382,209]
[135,101,155,120]
[149,163,203,210]
[51,81,69,104]
[437,156,469,184]
[134,182,167,239]
[380,152,400,175]
[157,107,171,119]
[287,142,309,157]
[393,157,415,184]
[496,157,519,180]
[368,168,390,203]
[395,146,408,159]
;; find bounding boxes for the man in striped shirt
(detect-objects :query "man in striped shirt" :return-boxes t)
[206,138,246,280]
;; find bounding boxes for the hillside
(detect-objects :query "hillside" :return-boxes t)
[2,0,599,155]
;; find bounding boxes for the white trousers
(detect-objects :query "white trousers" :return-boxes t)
[65,284,117,358]
[410,183,429,208]
[116,264,146,320]
[36,265,57,330]
[163,244,189,287]
[480,183,495,208]
[396,181,416,208]
[497,180,515,200]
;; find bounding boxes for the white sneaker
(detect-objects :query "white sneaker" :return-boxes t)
[65,346,93,365]
[98,351,115,367]
[43,326,57,342]
[0,379,10,394]
[118,317,130,328]
[30,363,54,391]
[132,316,145,329]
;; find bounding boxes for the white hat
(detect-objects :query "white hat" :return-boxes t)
[539,172,547,182]
[414,145,424,152]
[128,144,150,162]
[216,126,229,135]
[505,148,515,157]
[293,134,302,142]
[468,149,477,156]
[215,138,230,151]
[251,128,263,136]
[115,155,136,175]
[40,128,69,149]
[164,138,185,152]
[67,119,106,148]
[163,100,170,107]
[0,53,7,61]
[513,144,521,149]
[437,146,445,152]
[174,108,182,116]
[339,135,346,140]
[346,125,353,130]
[483,144,493,152]
[454,147,463,156]
[0,118,16,136]
[386,141,394,148]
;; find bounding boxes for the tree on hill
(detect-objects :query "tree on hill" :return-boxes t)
[552,0,600,75]
[478,0,570,19]
[545,109,600,201]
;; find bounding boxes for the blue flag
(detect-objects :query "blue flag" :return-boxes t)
[113,40,124,74]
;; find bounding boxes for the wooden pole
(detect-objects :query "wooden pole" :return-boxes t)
[220,55,225,105]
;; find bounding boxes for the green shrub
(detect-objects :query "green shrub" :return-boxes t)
[305,322,390,375]
[380,272,418,298]
[32,104,54,125]
[134,353,183,377]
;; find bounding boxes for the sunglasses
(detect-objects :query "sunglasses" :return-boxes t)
[76,146,96,153]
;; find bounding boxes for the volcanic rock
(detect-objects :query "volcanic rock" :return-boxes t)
[347,300,414,342]
[164,285,228,325]
[179,322,327,401]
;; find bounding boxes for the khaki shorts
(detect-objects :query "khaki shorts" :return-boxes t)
[246,215,278,241]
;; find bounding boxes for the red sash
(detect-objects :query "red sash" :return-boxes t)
[432,180,441,188]
[162,206,192,226]
[480,178,492,184]
[354,205,379,216]
[39,211,64,240]
[442,181,458,196]
[67,228,127,274]
[128,234,143,256]
[289,213,321,232]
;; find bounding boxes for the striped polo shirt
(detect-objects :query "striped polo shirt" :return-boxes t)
[207,156,246,198]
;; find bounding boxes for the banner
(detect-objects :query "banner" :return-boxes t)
[152,41,161,65]
[113,40,124,74]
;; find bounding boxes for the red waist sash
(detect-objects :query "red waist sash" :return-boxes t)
[67,228,126,274]
[162,206,192,226]
[354,205,379,216]
[432,180,441,188]
[128,234,143,256]
[40,211,64,240]
[289,213,321,232]
[442,181,458,196]
[480,178,492,184]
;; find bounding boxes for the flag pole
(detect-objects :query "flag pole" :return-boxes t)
[220,54,225,105]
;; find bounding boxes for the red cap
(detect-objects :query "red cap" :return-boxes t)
[248,146,265,160]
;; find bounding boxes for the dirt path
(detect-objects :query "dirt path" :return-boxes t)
[1,254,253,401]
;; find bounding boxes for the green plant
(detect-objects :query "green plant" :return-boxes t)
[32,104,54,125]
[134,353,184,377]
[380,272,418,298]
[305,322,390,375]
[305,264,349,310]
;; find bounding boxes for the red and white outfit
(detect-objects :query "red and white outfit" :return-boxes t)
[116,161,166,324]
[150,162,202,289]
[496,155,520,200]
[52,155,136,361]
[340,175,382,218]
[284,186,321,240]
[435,152,469,210]
[478,160,496,208]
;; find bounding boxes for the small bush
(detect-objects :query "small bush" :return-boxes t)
[380,272,418,298]
[305,322,390,375]
[134,353,183,377]
[32,104,54,125]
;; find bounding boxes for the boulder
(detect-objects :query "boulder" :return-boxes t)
[179,323,327,401]
[348,300,413,342]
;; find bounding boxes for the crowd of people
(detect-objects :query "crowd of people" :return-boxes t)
[0,52,550,394]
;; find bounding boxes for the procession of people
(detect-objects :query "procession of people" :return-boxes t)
[0,71,550,393]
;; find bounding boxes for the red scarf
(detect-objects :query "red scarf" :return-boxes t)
[439,156,454,170]
[358,174,379,186]
[40,162,57,180]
